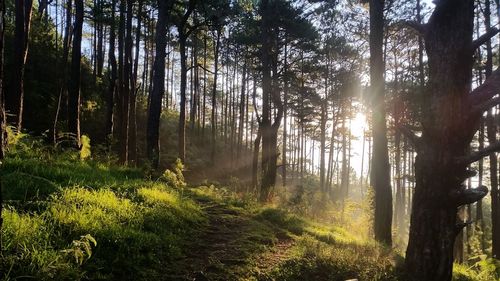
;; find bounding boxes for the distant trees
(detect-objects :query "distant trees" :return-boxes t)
[7,4,500,280]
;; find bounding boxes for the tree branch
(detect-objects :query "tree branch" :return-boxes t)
[187,63,215,74]
[455,220,474,235]
[473,95,500,114]
[460,142,500,164]
[472,27,500,51]
[452,185,488,207]
[397,125,422,150]
[401,20,427,35]
[470,68,500,107]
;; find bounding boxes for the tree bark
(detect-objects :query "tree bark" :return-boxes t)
[147,0,170,168]
[0,0,6,251]
[8,0,33,131]
[68,0,83,147]
[211,29,221,163]
[404,1,495,280]
[484,0,500,259]
[369,0,392,245]
[259,0,283,202]
[125,0,136,165]
[106,0,117,141]
[179,34,188,162]
[177,0,196,163]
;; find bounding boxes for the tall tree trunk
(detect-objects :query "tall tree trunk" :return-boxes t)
[211,29,221,163]
[319,82,327,192]
[96,0,105,77]
[68,0,83,147]
[369,0,392,245]
[282,41,288,188]
[177,1,195,163]
[404,1,500,279]
[259,0,283,202]
[106,0,117,141]
[484,0,500,259]
[237,55,247,161]
[179,35,188,162]
[202,35,207,141]
[8,0,33,131]
[38,0,49,16]
[146,0,170,168]
[53,0,73,144]
[0,0,6,251]
[117,0,127,163]
[126,0,138,165]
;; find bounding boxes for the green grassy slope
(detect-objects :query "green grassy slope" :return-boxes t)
[0,140,497,281]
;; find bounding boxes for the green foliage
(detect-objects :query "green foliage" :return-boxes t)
[1,143,205,280]
[453,259,500,281]
[160,158,187,188]
[256,208,305,235]
[62,234,97,265]
[79,135,91,160]
[268,234,401,281]
[1,209,83,280]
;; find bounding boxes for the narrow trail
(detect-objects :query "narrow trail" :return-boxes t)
[169,197,295,281]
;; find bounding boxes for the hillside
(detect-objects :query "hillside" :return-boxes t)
[0,139,405,281]
[1,139,497,281]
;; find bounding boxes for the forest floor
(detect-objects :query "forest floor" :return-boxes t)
[170,198,296,280]
[0,139,484,281]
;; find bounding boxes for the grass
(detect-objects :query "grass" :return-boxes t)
[0,140,206,280]
[1,137,499,280]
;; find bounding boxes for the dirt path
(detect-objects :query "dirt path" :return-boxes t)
[168,198,295,281]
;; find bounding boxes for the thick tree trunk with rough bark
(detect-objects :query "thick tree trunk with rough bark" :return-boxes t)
[68,0,83,146]
[369,0,392,246]
[484,0,500,259]
[404,1,500,280]
[147,0,170,168]
[259,0,283,202]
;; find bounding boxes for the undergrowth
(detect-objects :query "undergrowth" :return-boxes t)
[1,136,499,280]
[0,136,205,280]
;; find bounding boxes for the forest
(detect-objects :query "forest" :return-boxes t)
[0,0,500,280]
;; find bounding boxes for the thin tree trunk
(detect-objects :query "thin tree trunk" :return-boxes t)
[53,0,73,144]
[68,0,83,147]
[117,0,127,163]
[0,0,6,251]
[8,0,33,131]
[179,34,188,162]
[106,0,117,141]
[211,29,221,162]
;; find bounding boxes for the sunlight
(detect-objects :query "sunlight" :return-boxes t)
[348,111,369,177]
[350,112,368,135]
